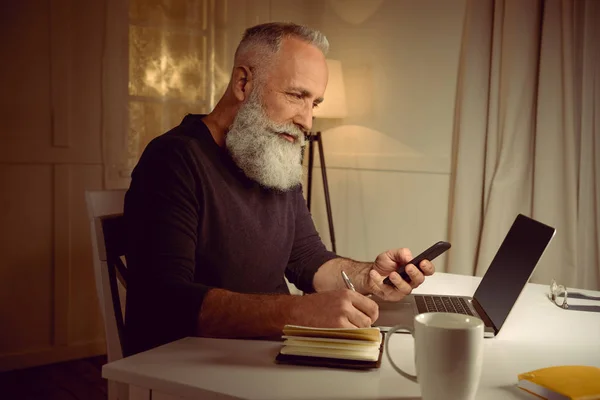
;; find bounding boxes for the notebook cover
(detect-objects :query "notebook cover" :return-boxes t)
[517,365,600,399]
[274,332,384,370]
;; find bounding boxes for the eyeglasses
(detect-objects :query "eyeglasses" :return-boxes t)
[549,279,568,309]
[549,278,600,312]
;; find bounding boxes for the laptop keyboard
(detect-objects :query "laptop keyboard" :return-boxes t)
[415,295,474,316]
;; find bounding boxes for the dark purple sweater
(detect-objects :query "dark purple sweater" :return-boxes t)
[123,114,337,355]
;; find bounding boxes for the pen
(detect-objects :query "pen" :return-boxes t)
[342,270,373,297]
[341,270,356,292]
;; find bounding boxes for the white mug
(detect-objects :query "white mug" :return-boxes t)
[384,312,484,400]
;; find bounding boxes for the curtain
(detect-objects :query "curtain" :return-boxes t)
[447,0,599,290]
[532,0,600,288]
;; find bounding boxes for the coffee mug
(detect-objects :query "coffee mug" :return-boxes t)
[384,312,484,400]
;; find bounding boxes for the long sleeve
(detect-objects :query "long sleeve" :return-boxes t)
[122,114,334,353]
[285,188,339,293]
[123,134,210,356]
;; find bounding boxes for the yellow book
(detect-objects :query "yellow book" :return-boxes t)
[517,365,600,400]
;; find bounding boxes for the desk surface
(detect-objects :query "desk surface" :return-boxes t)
[103,273,600,400]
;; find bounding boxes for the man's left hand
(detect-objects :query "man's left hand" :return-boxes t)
[365,248,435,301]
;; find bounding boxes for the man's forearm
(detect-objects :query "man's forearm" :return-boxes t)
[196,288,301,338]
[313,257,374,294]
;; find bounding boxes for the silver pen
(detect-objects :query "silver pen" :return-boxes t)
[341,270,356,291]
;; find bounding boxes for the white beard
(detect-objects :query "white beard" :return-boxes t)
[225,90,307,191]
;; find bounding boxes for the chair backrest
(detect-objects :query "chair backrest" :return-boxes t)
[85,190,127,362]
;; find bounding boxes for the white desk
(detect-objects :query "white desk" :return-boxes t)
[103,273,600,400]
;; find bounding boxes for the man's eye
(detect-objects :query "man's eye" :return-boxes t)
[288,92,302,100]
[312,103,320,109]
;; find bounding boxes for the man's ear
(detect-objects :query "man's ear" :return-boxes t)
[232,65,253,102]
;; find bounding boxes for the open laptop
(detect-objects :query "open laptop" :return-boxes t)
[375,214,556,338]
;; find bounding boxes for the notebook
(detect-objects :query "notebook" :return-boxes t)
[275,325,384,370]
[517,365,600,399]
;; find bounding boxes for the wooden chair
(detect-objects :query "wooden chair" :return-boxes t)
[85,189,128,400]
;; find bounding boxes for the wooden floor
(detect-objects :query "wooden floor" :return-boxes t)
[0,356,108,400]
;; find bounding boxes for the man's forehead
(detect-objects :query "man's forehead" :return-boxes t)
[270,37,328,93]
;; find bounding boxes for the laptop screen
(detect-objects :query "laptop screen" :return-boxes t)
[473,214,556,331]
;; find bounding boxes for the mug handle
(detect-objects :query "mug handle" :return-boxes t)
[384,325,418,383]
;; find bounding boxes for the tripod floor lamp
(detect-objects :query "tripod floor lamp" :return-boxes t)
[305,59,347,254]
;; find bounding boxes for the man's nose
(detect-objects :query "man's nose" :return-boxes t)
[294,106,313,132]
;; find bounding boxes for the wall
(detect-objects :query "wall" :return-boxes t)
[0,0,106,371]
[270,0,467,268]
[103,0,467,268]
[0,0,469,370]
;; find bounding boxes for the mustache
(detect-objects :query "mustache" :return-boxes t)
[270,124,307,143]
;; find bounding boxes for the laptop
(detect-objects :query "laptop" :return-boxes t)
[374,214,556,338]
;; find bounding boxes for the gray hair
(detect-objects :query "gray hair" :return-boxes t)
[234,22,329,69]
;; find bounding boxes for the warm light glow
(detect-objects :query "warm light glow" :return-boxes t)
[141,50,229,105]
[143,52,205,100]
[314,59,348,119]
[327,0,384,25]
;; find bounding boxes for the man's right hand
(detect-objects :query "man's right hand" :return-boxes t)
[290,289,379,328]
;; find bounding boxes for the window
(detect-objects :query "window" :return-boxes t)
[127,0,229,171]
[103,0,269,189]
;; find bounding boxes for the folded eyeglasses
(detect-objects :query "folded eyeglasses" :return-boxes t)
[549,279,600,312]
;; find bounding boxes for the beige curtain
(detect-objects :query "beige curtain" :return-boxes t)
[447,0,600,290]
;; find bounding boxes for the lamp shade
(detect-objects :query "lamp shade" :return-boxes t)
[313,59,348,119]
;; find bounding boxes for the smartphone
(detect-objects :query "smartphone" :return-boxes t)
[383,241,451,286]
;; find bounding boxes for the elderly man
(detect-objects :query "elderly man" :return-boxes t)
[123,22,434,356]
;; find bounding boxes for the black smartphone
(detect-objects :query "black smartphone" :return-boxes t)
[383,241,451,286]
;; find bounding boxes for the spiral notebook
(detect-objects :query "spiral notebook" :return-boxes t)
[275,325,384,370]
